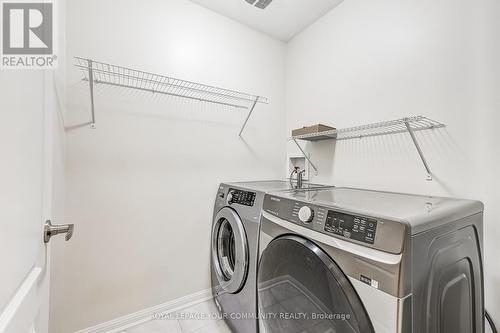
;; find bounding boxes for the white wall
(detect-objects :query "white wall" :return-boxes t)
[55,0,286,331]
[286,0,500,326]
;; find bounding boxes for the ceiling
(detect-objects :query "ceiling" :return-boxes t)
[189,0,344,41]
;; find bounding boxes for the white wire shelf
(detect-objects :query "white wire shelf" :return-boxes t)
[290,116,444,141]
[74,57,268,134]
[290,116,445,180]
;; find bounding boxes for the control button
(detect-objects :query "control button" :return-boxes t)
[344,231,351,238]
[227,192,234,203]
[298,206,314,223]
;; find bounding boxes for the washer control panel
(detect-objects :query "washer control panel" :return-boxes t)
[324,211,377,244]
[263,194,406,254]
[228,188,256,206]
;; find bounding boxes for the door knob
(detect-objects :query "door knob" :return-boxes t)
[44,220,74,243]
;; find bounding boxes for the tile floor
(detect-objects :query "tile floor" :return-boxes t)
[122,299,232,333]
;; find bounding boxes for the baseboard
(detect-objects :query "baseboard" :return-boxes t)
[74,288,213,333]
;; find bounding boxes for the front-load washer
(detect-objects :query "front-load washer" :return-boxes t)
[258,187,484,333]
[210,181,331,333]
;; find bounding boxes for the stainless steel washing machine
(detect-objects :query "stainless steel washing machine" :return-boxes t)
[258,187,484,333]
[210,181,330,333]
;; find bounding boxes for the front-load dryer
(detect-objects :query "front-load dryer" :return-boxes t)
[257,187,484,333]
[210,181,330,333]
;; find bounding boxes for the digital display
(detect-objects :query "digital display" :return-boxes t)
[324,210,377,244]
[228,189,256,206]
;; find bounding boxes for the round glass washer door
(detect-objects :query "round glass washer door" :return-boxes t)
[258,235,375,333]
[212,207,249,294]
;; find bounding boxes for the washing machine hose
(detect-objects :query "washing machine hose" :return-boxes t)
[486,310,498,333]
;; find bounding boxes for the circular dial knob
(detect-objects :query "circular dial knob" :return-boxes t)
[227,192,234,203]
[298,206,314,223]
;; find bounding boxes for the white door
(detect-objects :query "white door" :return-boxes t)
[0,68,65,333]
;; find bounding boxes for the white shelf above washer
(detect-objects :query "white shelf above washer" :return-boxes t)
[291,116,444,141]
[289,116,445,180]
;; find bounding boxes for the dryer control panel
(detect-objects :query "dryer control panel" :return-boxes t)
[227,188,256,206]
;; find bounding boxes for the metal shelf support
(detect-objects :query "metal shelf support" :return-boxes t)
[87,59,96,129]
[238,97,259,137]
[404,118,432,181]
[292,139,319,174]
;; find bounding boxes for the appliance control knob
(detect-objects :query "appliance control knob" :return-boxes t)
[298,206,314,223]
[227,192,234,203]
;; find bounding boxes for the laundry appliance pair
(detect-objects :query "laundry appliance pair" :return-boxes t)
[211,182,485,333]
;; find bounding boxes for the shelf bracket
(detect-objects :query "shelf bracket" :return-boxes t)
[404,119,432,181]
[292,139,318,174]
[87,59,96,129]
[238,97,259,137]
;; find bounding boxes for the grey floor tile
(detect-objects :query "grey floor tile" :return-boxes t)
[177,300,222,332]
[122,299,233,333]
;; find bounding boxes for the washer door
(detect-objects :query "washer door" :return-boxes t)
[212,207,249,294]
[258,235,375,333]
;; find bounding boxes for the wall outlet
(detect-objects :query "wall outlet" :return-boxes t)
[287,154,309,180]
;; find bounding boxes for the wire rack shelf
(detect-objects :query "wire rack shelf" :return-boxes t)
[290,116,444,141]
[290,116,445,180]
[74,57,268,134]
